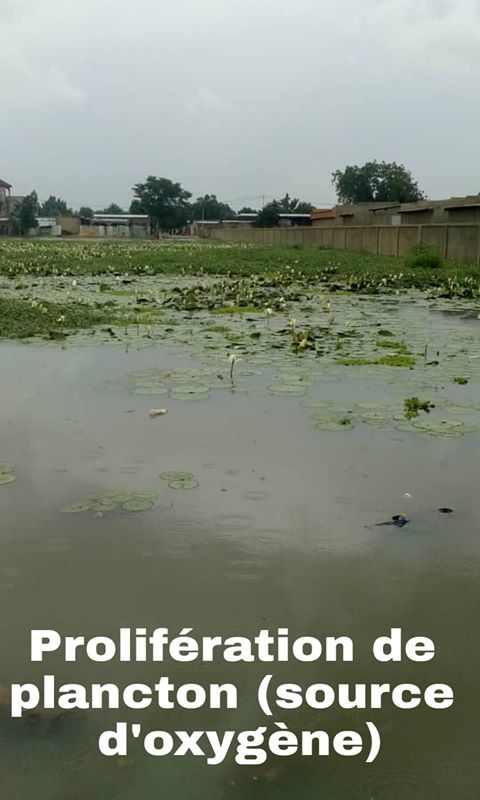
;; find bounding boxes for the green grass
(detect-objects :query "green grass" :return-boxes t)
[0,296,108,339]
[0,239,479,296]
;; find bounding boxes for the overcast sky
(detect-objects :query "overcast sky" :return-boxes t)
[1,0,479,210]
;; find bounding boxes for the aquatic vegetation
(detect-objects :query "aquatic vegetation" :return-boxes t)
[61,490,158,514]
[0,240,479,297]
[0,296,108,340]
[404,245,444,270]
[454,377,469,385]
[159,471,199,489]
[396,418,475,438]
[337,354,415,368]
[0,464,16,485]
[404,397,435,420]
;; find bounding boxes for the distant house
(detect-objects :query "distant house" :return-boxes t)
[0,178,30,235]
[87,214,151,238]
[311,208,336,226]
[0,179,12,233]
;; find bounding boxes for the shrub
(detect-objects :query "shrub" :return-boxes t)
[404,245,443,269]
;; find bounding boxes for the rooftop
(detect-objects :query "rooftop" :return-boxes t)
[311,209,336,220]
[0,179,12,190]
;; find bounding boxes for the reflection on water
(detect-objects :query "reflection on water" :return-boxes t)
[1,338,480,799]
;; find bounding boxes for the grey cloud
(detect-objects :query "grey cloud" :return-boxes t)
[1,0,480,209]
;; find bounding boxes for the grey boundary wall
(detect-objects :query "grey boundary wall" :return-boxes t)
[210,224,480,265]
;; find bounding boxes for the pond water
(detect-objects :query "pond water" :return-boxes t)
[1,291,480,798]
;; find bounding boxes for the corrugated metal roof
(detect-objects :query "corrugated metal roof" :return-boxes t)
[0,179,12,189]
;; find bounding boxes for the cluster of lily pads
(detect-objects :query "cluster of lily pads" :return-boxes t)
[62,490,158,515]
[61,472,199,516]
[303,399,479,439]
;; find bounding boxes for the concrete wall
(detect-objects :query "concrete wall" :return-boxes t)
[210,223,480,265]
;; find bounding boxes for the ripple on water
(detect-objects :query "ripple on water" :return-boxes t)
[216,513,253,532]
[242,490,270,502]
[237,528,291,554]
[223,557,267,581]
[345,769,437,800]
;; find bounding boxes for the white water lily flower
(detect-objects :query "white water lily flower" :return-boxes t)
[265,307,273,316]
[57,315,66,324]
[72,279,77,288]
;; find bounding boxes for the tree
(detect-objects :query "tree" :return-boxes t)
[332,161,426,204]
[190,194,234,221]
[276,193,315,213]
[131,176,192,231]
[102,202,125,214]
[11,192,39,235]
[255,200,281,227]
[39,195,72,216]
[78,206,94,219]
[238,206,257,214]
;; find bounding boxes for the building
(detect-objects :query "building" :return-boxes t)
[311,208,336,226]
[85,214,151,238]
[0,179,11,234]
[310,195,480,228]
[1,178,28,234]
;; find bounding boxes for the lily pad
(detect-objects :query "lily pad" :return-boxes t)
[167,477,199,490]
[0,464,16,485]
[122,497,155,512]
[159,471,199,489]
[133,385,168,395]
[170,385,210,400]
[160,471,194,482]
[268,384,307,396]
[313,418,354,431]
[61,501,93,513]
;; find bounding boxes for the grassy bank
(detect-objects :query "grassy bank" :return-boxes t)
[0,240,479,296]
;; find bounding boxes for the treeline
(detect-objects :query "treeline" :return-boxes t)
[13,161,426,233]
[15,178,316,233]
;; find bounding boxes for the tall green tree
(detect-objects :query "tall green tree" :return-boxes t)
[238,206,257,214]
[39,195,72,216]
[78,206,94,219]
[276,193,315,213]
[255,200,281,227]
[102,202,125,214]
[131,176,192,230]
[11,192,39,235]
[332,161,426,204]
[190,194,234,221]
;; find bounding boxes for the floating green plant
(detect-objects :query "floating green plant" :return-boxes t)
[454,377,469,385]
[404,397,435,420]
[0,464,16,486]
[159,471,199,489]
[61,490,158,514]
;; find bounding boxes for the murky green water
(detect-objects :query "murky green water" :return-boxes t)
[1,292,480,798]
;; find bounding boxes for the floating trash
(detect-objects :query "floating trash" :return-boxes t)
[149,408,168,418]
[376,514,410,528]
